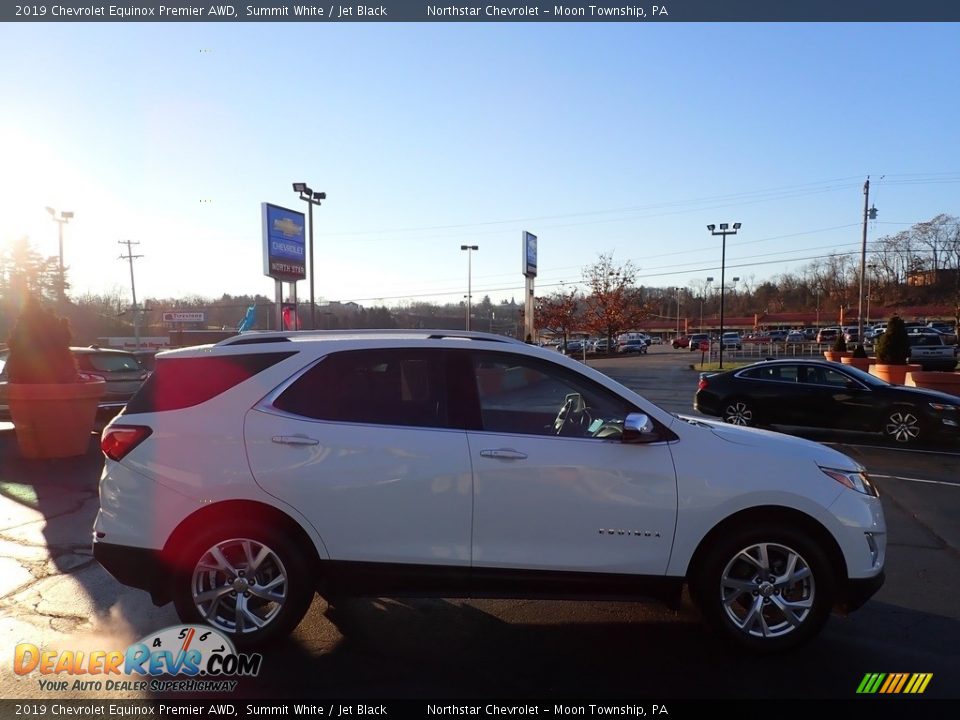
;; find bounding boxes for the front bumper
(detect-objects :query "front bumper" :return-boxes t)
[838,570,885,613]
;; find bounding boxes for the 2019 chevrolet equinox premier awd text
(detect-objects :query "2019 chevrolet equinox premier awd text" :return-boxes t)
[94,330,885,652]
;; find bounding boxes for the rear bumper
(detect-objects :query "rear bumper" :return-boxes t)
[93,539,172,606]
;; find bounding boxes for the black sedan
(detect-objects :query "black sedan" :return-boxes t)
[694,359,960,445]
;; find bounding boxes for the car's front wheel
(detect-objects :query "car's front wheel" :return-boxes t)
[690,524,835,652]
[883,408,923,444]
[172,524,315,648]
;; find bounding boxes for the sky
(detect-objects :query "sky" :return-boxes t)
[1,21,959,310]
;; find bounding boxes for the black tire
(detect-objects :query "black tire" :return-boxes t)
[721,398,757,427]
[172,523,315,648]
[690,523,836,653]
[882,407,924,445]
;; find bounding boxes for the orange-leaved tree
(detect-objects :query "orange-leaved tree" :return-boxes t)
[581,254,650,351]
[536,286,579,347]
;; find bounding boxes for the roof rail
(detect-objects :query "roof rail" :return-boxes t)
[216,329,526,347]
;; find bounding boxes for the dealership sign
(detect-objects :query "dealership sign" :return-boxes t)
[523,231,537,278]
[163,312,206,323]
[262,203,306,281]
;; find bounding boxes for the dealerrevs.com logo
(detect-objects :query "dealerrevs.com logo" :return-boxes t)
[14,625,262,693]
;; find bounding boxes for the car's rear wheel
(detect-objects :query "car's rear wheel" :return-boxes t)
[172,524,314,648]
[883,408,923,444]
[722,398,756,426]
[690,524,835,652]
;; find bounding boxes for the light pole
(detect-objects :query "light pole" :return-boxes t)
[460,245,478,330]
[675,287,682,336]
[45,207,74,300]
[707,222,742,369]
[292,183,326,330]
[866,263,876,325]
[704,276,714,333]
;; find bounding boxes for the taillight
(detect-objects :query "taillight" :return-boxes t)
[698,377,709,391]
[101,425,152,461]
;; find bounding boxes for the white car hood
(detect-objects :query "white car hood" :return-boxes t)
[675,414,863,472]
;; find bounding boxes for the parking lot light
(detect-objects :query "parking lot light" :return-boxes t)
[708,222,742,369]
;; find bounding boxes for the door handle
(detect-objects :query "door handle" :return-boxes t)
[480,448,528,460]
[272,435,319,446]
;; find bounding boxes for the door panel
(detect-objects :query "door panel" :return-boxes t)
[246,411,472,565]
[468,432,677,574]
[466,350,677,575]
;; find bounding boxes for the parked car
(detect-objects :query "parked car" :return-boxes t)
[695,358,960,444]
[648,336,663,345]
[0,346,147,422]
[564,339,585,354]
[766,330,789,343]
[785,331,806,344]
[95,330,885,652]
[906,332,958,371]
[816,328,840,344]
[803,328,817,340]
[687,333,711,351]
[843,328,860,344]
[720,332,742,350]
[672,335,690,349]
[618,339,648,354]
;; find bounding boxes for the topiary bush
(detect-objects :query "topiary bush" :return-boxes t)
[852,344,868,359]
[875,315,909,365]
[832,333,848,352]
[5,297,78,383]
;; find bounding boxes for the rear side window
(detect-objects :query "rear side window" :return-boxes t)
[124,352,295,414]
[740,365,799,382]
[76,353,141,373]
[273,349,457,429]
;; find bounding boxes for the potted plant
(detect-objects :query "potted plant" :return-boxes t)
[841,343,872,371]
[5,297,105,458]
[824,333,850,362]
[870,315,920,385]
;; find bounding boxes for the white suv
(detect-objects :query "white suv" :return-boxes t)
[94,330,885,652]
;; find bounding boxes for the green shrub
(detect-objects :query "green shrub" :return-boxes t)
[5,297,78,383]
[852,344,868,359]
[832,333,848,352]
[875,315,909,365]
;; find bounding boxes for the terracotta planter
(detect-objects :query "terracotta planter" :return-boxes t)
[7,379,105,459]
[905,371,960,397]
[824,351,852,362]
[868,363,922,385]
[840,355,872,372]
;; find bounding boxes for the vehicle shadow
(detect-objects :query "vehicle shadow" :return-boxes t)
[218,594,960,699]
[0,425,175,638]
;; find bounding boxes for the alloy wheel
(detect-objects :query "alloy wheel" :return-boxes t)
[885,411,921,443]
[723,401,753,426]
[719,542,815,639]
[191,538,289,635]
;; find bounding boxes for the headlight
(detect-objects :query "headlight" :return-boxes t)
[821,467,878,497]
[929,403,958,412]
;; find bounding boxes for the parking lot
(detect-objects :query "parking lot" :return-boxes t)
[1,346,958,700]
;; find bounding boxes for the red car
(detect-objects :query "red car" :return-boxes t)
[672,335,690,349]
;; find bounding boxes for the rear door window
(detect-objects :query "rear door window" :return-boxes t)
[272,348,464,430]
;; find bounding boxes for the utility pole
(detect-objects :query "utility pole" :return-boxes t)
[118,240,144,350]
[857,177,877,346]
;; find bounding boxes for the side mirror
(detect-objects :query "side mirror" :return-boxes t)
[623,413,658,444]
